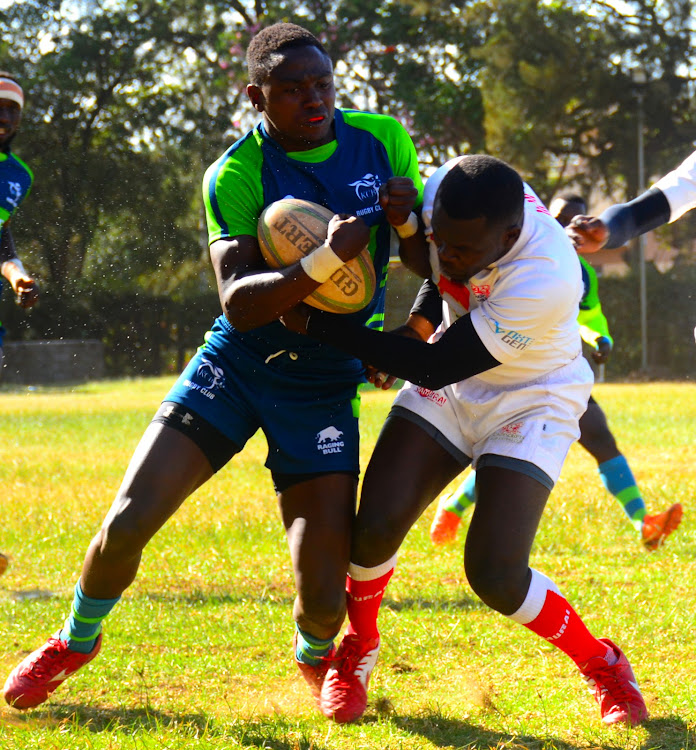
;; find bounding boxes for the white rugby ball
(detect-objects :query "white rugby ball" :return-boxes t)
[257,198,376,314]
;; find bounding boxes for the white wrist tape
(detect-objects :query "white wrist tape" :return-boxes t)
[395,212,419,239]
[300,242,345,283]
[1,258,26,276]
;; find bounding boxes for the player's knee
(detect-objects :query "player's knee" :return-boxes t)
[296,591,346,636]
[98,499,153,558]
[465,555,528,615]
[352,518,403,567]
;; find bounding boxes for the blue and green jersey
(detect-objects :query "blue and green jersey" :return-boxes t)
[202,108,423,375]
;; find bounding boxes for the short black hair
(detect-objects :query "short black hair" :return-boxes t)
[437,155,524,228]
[555,191,587,210]
[246,23,329,86]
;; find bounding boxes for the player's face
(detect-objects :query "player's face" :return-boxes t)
[248,45,335,152]
[431,198,521,282]
[550,198,586,228]
[0,99,21,147]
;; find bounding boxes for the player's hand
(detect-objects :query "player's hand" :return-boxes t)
[364,364,398,390]
[14,277,39,308]
[592,336,612,364]
[279,303,312,335]
[379,177,419,229]
[326,214,370,262]
[566,216,609,254]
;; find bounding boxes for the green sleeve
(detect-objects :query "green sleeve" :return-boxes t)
[577,256,613,347]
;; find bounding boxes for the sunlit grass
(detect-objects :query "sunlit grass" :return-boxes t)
[0,379,694,749]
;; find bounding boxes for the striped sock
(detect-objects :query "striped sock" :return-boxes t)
[598,455,646,531]
[60,580,121,654]
[441,471,477,517]
[295,626,335,666]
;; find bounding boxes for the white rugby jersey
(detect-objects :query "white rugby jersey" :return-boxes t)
[652,148,696,222]
[422,157,584,386]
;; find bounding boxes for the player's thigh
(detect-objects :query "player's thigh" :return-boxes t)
[104,421,219,547]
[465,461,550,575]
[278,472,356,593]
[355,412,463,565]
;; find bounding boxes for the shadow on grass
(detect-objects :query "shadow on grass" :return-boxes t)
[387,709,695,750]
[9,705,330,750]
[141,590,484,613]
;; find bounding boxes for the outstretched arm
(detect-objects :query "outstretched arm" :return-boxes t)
[567,188,671,253]
[0,227,39,308]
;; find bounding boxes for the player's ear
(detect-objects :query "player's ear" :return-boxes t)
[247,84,264,112]
[502,225,521,250]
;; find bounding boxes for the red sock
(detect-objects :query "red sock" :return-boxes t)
[510,569,609,667]
[345,556,396,641]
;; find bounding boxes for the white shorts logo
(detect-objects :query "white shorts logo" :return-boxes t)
[317,426,344,454]
[415,386,447,406]
[492,421,525,443]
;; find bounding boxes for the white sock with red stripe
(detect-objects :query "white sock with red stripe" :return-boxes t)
[345,555,397,641]
[508,569,616,667]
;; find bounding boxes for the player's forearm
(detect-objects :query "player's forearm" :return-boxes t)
[600,188,671,249]
[307,312,500,389]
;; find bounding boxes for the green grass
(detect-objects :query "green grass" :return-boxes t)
[0,378,695,749]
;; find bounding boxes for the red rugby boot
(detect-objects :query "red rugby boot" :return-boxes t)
[320,633,380,723]
[4,632,102,709]
[293,633,336,706]
[580,638,648,726]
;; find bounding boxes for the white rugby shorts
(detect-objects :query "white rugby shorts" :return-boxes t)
[392,353,593,485]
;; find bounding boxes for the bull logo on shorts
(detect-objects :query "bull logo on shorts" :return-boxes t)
[316,426,344,455]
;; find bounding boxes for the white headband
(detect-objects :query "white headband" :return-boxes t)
[0,78,24,109]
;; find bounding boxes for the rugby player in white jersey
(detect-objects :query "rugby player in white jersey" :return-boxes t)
[281,154,648,727]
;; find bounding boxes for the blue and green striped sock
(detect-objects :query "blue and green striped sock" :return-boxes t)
[441,471,477,517]
[598,455,646,531]
[60,580,121,654]
[295,625,334,666]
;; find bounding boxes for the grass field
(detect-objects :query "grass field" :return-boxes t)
[0,377,694,749]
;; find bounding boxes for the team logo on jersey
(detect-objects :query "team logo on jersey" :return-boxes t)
[492,421,525,443]
[5,181,22,208]
[183,356,224,400]
[349,173,382,206]
[470,283,491,301]
[316,426,344,454]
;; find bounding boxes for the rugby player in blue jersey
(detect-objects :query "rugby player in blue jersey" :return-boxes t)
[0,72,39,578]
[3,23,423,711]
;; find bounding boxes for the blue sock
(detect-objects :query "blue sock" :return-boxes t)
[295,625,334,666]
[442,471,477,516]
[598,455,646,531]
[60,580,121,654]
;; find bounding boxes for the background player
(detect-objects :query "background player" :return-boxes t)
[3,23,422,711]
[281,156,647,727]
[429,192,682,550]
[0,72,40,577]
[567,148,696,253]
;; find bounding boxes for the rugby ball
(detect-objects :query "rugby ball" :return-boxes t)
[257,198,376,314]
